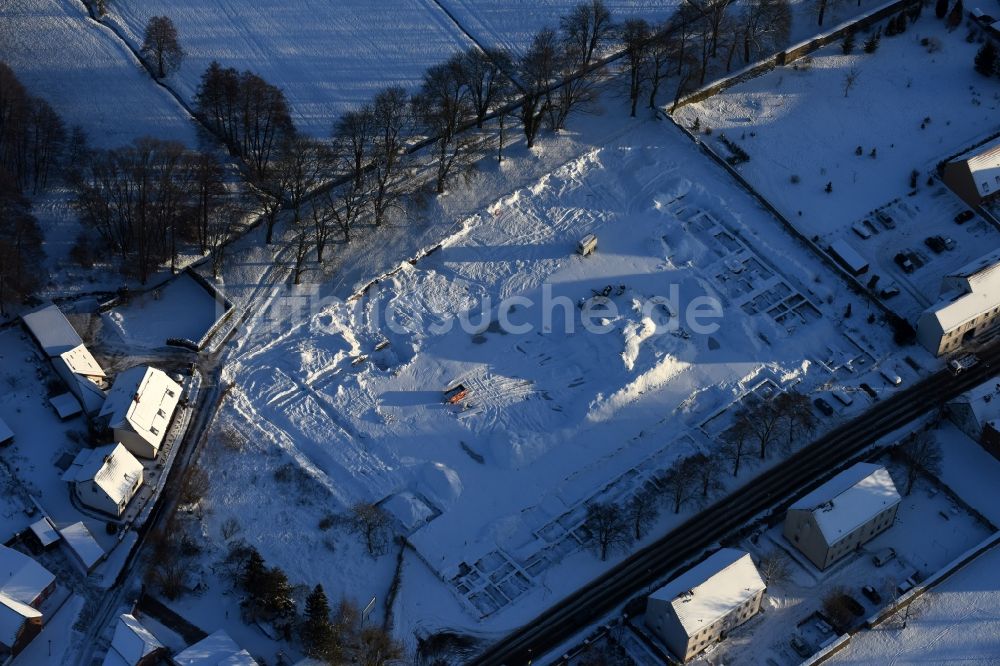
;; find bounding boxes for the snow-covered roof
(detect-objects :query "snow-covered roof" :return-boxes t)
[921,249,1000,332]
[789,463,900,546]
[648,548,765,638]
[102,614,163,666]
[173,630,258,666]
[21,304,85,356]
[50,393,83,419]
[99,366,182,452]
[828,239,868,272]
[62,444,142,506]
[0,545,55,606]
[0,417,12,445]
[965,141,1000,199]
[0,592,41,648]
[950,380,1000,426]
[29,517,60,548]
[59,522,105,571]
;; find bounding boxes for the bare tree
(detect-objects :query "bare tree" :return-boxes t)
[822,587,855,630]
[412,58,474,194]
[0,182,44,315]
[350,502,393,557]
[583,502,631,560]
[621,19,651,117]
[292,227,313,285]
[775,390,817,450]
[740,0,792,64]
[720,418,753,476]
[549,0,615,130]
[141,16,184,79]
[625,487,660,540]
[740,397,784,459]
[646,28,672,109]
[189,150,226,254]
[688,452,723,500]
[843,66,860,97]
[758,549,792,585]
[897,432,942,495]
[181,465,210,505]
[276,135,328,226]
[686,0,737,58]
[332,106,374,193]
[370,86,412,226]
[660,457,699,513]
[458,47,515,128]
[519,28,558,148]
[207,200,242,278]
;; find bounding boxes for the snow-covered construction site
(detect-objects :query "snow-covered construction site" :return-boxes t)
[2,0,1000,663]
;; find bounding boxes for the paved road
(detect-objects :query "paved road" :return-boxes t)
[471,344,1000,666]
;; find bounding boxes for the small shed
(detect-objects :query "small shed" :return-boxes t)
[49,393,83,420]
[828,240,869,276]
[59,522,105,573]
[29,518,60,549]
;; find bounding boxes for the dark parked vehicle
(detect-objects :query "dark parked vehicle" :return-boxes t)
[894,252,916,273]
[860,383,879,400]
[814,397,835,416]
[924,236,946,254]
[862,585,882,604]
[955,210,975,224]
[876,211,896,229]
[842,595,865,616]
[790,636,812,658]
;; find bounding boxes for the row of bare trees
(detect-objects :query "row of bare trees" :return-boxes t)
[0,62,67,195]
[583,390,816,560]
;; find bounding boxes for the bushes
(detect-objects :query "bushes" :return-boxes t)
[719,134,750,165]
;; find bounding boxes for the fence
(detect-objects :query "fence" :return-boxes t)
[672,0,924,110]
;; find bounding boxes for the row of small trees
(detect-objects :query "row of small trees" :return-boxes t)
[583,390,816,560]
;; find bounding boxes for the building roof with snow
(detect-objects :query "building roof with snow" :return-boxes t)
[99,366,181,454]
[0,417,12,446]
[29,518,60,548]
[102,614,163,666]
[173,630,258,666]
[0,545,55,607]
[789,463,900,546]
[58,522,105,572]
[965,141,1000,199]
[919,249,1000,334]
[21,304,85,356]
[949,380,1000,427]
[0,593,41,649]
[648,548,766,637]
[62,444,143,507]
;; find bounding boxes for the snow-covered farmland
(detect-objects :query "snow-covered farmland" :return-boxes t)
[188,112,923,639]
[103,0,479,137]
[0,0,197,147]
[674,14,1000,319]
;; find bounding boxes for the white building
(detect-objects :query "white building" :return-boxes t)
[173,630,258,666]
[99,366,182,459]
[21,304,109,414]
[645,549,766,662]
[0,545,56,657]
[916,249,1000,356]
[943,139,1000,206]
[62,443,143,517]
[102,614,164,666]
[59,522,105,573]
[947,381,1000,459]
[784,463,900,570]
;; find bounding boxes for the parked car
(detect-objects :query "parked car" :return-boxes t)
[954,210,975,224]
[897,577,916,596]
[944,237,956,250]
[879,282,901,298]
[852,221,873,239]
[876,211,896,229]
[880,367,902,386]
[894,252,915,273]
[790,636,812,658]
[860,383,879,400]
[842,595,865,616]
[949,353,980,375]
[862,585,882,604]
[814,397,835,416]
[831,388,854,406]
[872,547,896,567]
[863,219,880,235]
[924,236,947,254]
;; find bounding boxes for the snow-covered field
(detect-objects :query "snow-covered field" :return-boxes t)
[183,107,932,645]
[102,272,225,350]
[103,0,479,137]
[0,0,197,148]
[674,14,1000,320]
